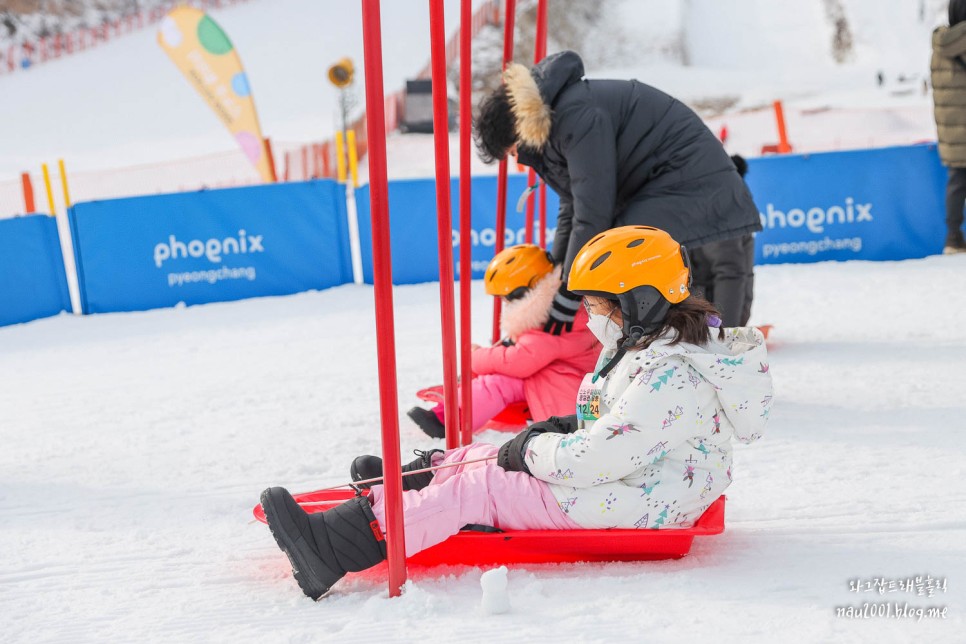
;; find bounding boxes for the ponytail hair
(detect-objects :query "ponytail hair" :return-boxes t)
[633,295,725,350]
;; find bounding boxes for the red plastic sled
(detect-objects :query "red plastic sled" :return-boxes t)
[415,384,530,432]
[254,491,725,564]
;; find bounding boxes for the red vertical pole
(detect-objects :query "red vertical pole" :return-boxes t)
[21,173,36,214]
[361,0,407,597]
[535,0,548,248]
[458,0,473,447]
[534,0,548,60]
[538,182,547,247]
[491,0,516,344]
[428,0,460,451]
[774,100,792,153]
[524,168,536,244]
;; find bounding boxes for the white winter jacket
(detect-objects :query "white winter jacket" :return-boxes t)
[526,326,773,529]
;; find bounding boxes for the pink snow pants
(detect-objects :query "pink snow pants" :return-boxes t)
[368,443,580,554]
[434,373,526,433]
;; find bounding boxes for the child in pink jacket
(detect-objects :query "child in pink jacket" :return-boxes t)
[407,244,600,438]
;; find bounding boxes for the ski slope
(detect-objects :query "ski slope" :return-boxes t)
[1,256,963,642]
[0,0,476,181]
[0,0,945,209]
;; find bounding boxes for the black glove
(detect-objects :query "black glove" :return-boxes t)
[543,414,579,434]
[543,283,582,335]
[497,427,548,474]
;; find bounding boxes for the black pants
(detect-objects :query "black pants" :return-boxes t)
[690,234,755,327]
[946,167,966,245]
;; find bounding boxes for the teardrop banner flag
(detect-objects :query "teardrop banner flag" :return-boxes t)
[157,7,276,182]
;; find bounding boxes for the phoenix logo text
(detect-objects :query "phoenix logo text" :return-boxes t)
[154,230,264,268]
[759,197,873,234]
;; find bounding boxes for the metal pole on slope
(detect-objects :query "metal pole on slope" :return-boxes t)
[491,0,516,344]
[774,100,793,154]
[535,0,548,248]
[428,0,460,451]
[459,0,474,447]
[522,0,547,245]
[20,173,36,214]
[41,163,57,216]
[360,0,407,597]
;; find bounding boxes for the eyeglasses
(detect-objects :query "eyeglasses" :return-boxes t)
[583,298,618,316]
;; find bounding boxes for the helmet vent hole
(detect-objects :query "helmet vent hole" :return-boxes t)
[590,251,611,270]
[626,239,645,248]
[488,270,497,282]
[505,257,516,265]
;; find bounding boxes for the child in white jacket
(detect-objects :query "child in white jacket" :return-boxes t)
[260,226,772,600]
[497,225,772,528]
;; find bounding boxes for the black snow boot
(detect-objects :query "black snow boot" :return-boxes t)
[407,406,446,438]
[350,448,445,491]
[260,487,387,600]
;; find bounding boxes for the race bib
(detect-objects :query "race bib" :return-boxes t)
[576,372,601,428]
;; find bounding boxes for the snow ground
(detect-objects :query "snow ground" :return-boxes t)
[1,255,964,642]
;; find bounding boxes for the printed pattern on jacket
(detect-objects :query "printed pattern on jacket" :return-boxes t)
[525,327,773,529]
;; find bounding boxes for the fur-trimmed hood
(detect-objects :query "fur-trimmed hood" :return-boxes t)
[503,50,585,149]
[500,265,562,342]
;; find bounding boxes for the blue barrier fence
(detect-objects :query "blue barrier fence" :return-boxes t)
[0,143,955,327]
[68,180,353,314]
[748,143,947,264]
[354,174,560,285]
[0,214,72,326]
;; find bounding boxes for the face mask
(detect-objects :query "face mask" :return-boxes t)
[587,313,624,349]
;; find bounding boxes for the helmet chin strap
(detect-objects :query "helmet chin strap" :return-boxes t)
[596,299,670,381]
[596,326,643,380]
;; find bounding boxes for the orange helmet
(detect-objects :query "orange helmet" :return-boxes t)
[484,244,554,298]
[568,226,692,335]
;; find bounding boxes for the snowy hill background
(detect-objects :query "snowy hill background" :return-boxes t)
[0,0,954,216]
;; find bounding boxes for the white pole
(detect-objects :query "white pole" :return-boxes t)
[345,182,365,285]
[54,210,83,315]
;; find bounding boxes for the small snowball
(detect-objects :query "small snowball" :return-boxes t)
[480,565,510,615]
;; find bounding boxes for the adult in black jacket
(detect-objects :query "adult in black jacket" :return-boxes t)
[475,51,761,332]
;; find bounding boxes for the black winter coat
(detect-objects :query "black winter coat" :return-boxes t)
[509,51,761,274]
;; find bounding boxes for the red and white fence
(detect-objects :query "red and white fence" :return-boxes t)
[0,0,251,76]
